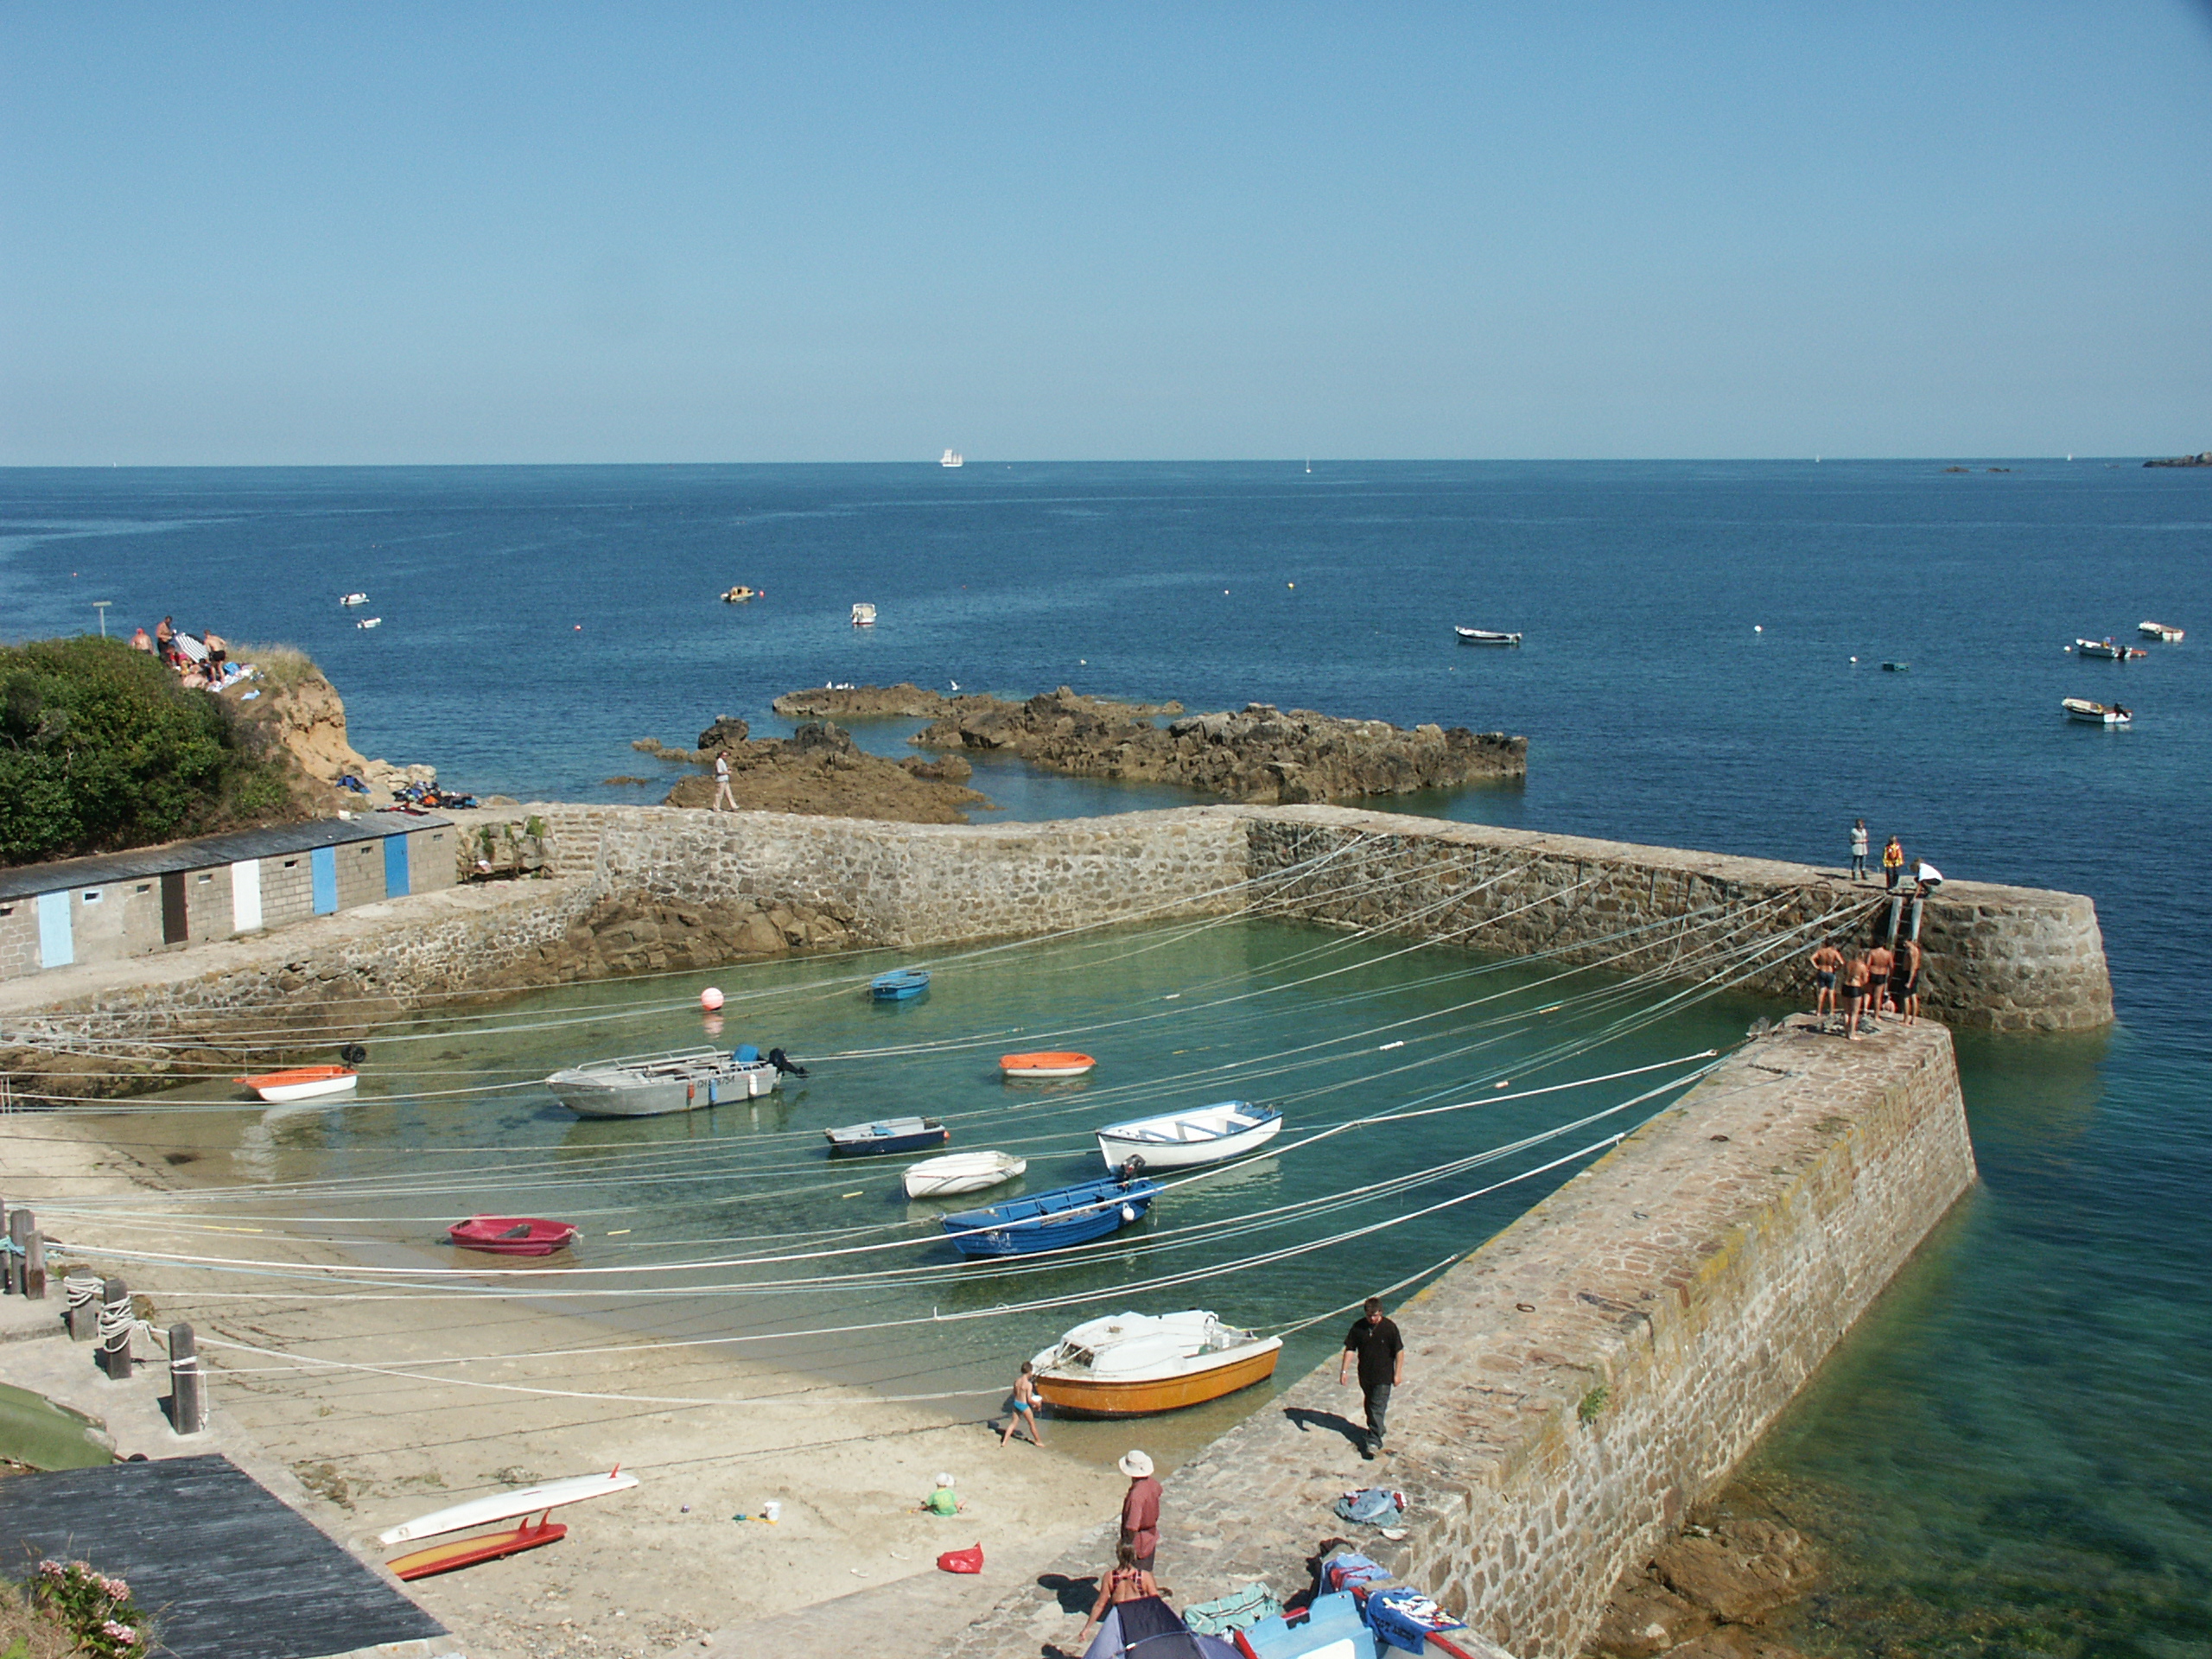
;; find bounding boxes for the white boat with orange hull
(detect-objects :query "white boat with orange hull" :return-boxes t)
[236,1065,358,1103]
[1001,1051,1096,1079]
[1028,1310,1282,1416]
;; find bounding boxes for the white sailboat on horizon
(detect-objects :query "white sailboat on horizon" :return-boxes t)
[940,448,963,468]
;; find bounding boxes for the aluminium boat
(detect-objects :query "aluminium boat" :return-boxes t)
[547,1046,784,1118]
[1027,1310,1282,1416]
[1095,1101,1283,1171]
[942,1172,1163,1257]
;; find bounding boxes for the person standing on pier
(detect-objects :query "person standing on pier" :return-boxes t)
[1849,819,1869,882]
[1117,1450,1162,1572]
[1882,835,1905,891]
[1866,938,1894,1026]
[1810,940,1842,1022]
[1840,950,1870,1039]
[1896,935,1923,1027]
[1339,1297,1406,1460]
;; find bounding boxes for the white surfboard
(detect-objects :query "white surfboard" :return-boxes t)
[377,1467,638,1546]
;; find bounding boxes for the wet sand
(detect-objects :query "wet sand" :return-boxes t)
[0,1113,1115,1659]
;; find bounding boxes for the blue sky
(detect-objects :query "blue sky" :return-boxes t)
[3,3,2209,462]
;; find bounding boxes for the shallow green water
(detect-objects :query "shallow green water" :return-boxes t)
[0,1382,109,1471]
[99,915,1753,1471]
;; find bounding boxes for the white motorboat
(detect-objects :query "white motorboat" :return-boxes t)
[940,448,963,468]
[1027,1310,1282,1416]
[2072,638,2145,660]
[339,592,369,607]
[356,616,383,630]
[2063,698,2132,726]
[2139,621,2185,642]
[902,1149,1027,1198]
[1096,1101,1284,1171]
[850,602,877,627]
[548,1046,785,1118]
[1454,626,1522,646]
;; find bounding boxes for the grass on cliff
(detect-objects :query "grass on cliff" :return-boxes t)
[0,635,299,867]
[230,642,317,692]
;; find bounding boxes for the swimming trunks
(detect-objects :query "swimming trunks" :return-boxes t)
[1816,971,1835,988]
[1898,972,1918,996]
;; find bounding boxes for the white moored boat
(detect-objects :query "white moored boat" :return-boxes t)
[1454,626,1522,645]
[547,1046,785,1118]
[2063,698,2133,726]
[339,591,369,607]
[2139,621,2185,642]
[1096,1101,1283,1171]
[850,602,877,627]
[903,1149,1027,1198]
[1028,1310,1282,1416]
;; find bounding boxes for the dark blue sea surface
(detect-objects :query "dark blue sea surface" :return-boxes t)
[3,461,2208,1650]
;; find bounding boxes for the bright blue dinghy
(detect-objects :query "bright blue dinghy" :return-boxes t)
[942,1173,1165,1258]
[870,969,931,1001]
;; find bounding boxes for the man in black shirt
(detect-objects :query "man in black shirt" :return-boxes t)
[1338,1296,1405,1460]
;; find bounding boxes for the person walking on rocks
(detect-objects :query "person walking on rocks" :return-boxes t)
[1882,835,1905,892]
[1849,818,1869,882]
[1810,940,1842,1023]
[1339,1296,1405,1460]
[710,750,736,812]
[1117,1450,1162,1572]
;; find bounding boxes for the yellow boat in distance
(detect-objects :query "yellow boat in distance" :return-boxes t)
[1000,1051,1096,1079]
[719,585,763,602]
[1029,1310,1281,1417]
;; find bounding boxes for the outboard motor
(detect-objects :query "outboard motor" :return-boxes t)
[766,1046,809,1078]
[338,1042,368,1067]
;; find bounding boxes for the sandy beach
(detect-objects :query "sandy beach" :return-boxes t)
[0,1111,1118,1659]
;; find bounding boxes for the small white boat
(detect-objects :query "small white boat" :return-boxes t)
[378,1467,638,1547]
[903,1149,1027,1198]
[356,616,383,630]
[2072,638,2145,660]
[2063,698,2133,726]
[1027,1311,1281,1416]
[940,448,963,468]
[1096,1101,1284,1171]
[2139,621,2185,642]
[1454,626,1522,646]
[548,1046,785,1117]
[339,592,369,607]
[851,602,877,627]
[236,1065,358,1103]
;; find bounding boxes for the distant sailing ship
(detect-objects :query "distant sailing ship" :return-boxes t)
[940,448,963,468]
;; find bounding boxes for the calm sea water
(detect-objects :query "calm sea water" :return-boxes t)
[4,462,2208,1652]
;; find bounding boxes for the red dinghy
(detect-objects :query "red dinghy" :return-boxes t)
[448,1216,579,1255]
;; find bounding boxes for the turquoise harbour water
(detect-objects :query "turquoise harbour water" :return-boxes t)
[4,461,2209,1652]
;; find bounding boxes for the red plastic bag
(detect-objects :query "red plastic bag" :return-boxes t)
[937,1543,984,1574]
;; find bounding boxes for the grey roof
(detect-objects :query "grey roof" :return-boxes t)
[0,812,453,902]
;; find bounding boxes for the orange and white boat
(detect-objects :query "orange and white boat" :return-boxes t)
[235,1065,358,1103]
[1027,1310,1281,1417]
[1000,1052,1096,1079]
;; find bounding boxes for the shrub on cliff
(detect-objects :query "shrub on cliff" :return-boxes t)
[0,636,295,866]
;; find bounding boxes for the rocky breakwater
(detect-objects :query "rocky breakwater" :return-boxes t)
[780,684,1526,804]
[637,715,992,823]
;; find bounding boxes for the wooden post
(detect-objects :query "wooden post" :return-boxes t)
[99,1276,132,1381]
[168,1323,205,1434]
[64,1272,101,1339]
[21,1217,43,1300]
[3,1209,24,1298]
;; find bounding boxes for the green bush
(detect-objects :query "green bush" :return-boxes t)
[0,637,294,866]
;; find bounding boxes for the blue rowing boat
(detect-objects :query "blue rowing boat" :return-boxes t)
[825,1116,950,1157]
[870,969,931,1001]
[942,1173,1165,1257]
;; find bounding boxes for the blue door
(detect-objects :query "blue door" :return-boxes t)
[310,846,339,914]
[383,835,410,898]
[35,891,73,969]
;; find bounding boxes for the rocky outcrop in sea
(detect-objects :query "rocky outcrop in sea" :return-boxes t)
[636,716,992,823]
[2144,450,2212,467]
[893,685,1525,804]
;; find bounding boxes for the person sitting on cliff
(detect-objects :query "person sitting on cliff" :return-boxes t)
[1072,1544,1163,1653]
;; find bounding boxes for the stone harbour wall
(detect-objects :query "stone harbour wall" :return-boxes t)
[1243,806,2113,1032]
[943,1018,1978,1659]
[533,803,1251,948]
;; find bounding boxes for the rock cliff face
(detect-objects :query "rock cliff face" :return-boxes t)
[226,652,436,809]
[1584,1510,1818,1659]
[642,718,992,823]
[549,887,854,979]
[906,686,1526,804]
[2143,451,2212,467]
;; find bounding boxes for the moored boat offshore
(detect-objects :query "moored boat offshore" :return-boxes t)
[2139,620,2185,641]
[2063,697,2132,726]
[1027,1310,1282,1415]
[547,1046,785,1118]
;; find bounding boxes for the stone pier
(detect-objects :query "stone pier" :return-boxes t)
[939,1016,1977,1659]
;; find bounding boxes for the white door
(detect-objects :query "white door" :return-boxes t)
[231,859,263,932]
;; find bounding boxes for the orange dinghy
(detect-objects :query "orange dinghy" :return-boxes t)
[1000,1052,1096,1079]
[1027,1310,1281,1417]
[235,1065,358,1103]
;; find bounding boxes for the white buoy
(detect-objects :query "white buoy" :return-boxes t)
[700,987,724,1012]
[1754,625,1764,632]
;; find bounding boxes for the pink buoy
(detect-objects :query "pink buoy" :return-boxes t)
[700,987,725,1011]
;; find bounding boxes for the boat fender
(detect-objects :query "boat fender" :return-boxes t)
[1121,1205,1138,1223]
